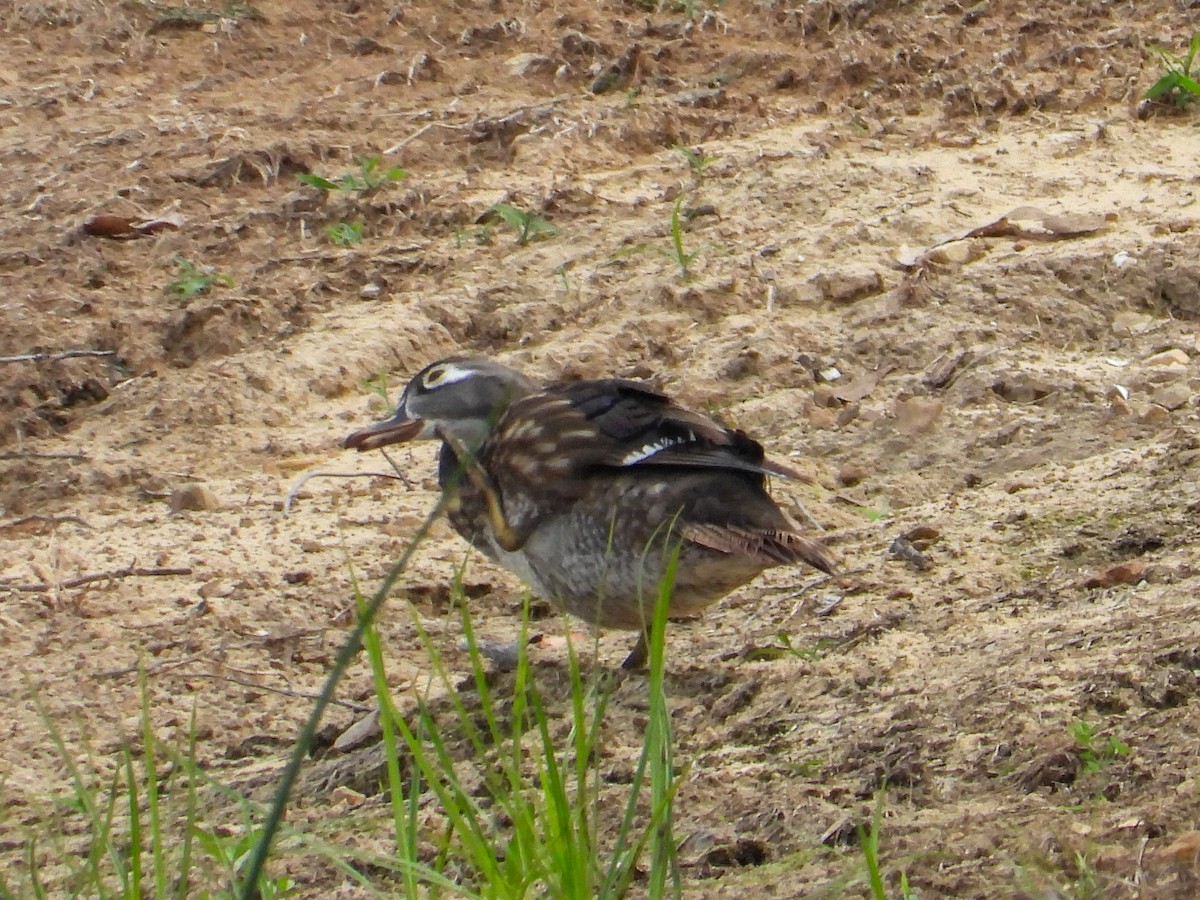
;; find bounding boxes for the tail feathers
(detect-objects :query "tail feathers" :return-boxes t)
[682,524,838,575]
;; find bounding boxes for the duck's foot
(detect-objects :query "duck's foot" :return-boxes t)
[620,632,649,670]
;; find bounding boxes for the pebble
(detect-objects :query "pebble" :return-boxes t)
[1143,348,1189,367]
[169,484,220,512]
[506,53,557,78]
[1152,383,1191,411]
[836,464,867,487]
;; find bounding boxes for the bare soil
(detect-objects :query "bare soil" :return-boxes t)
[4,0,1200,895]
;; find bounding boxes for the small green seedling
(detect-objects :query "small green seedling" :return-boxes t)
[364,372,390,405]
[610,196,703,280]
[325,221,364,246]
[1145,33,1200,105]
[745,632,838,662]
[298,156,408,195]
[166,257,233,303]
[453,223,496,247]
[664,196,702,279]
[489,203,559,245]
[674,144,717,180]
[1070,720,1131,774]
[857,787,918,900]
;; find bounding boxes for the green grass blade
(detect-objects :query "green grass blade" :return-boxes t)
[123,751,143,898]
[238,495,451,898]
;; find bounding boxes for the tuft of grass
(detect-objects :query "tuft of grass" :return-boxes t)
[325,221,364,246]
[298,156,408,196]
[612,197,703,281]
[241,465,684,897]
[673,144,717,181]
[488,203,560,246]
[18,668,305,898]
[341,550,684,897]
[1144,33,1200,105]
[166,257,234,304]
[857,788,918,900]
[662,197,702,279]
[1070,721,1131,774]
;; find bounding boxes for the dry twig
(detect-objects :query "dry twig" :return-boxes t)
[0,349,116,365]
[1,564,192,593]
[0,450,89,461]
[0,514,91,532]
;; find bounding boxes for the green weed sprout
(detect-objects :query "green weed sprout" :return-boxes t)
[325,221,364,246]
[490,203,560,245]
[1144,34,1200,105]
[299,156,408,195]
[167,257,234,304]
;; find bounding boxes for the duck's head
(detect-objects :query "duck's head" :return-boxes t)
[343,357,536,453]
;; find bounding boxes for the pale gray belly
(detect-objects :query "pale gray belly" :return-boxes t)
[492,512,766,631]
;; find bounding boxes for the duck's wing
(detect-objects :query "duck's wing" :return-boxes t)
[546,378,803,480]
[477,378,809,536]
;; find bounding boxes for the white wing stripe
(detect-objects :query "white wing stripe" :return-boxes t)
[621,436,688,465]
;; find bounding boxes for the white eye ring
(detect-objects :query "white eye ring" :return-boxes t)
[421,362,473,389]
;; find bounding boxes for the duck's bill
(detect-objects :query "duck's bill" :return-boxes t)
[343,414,425,451]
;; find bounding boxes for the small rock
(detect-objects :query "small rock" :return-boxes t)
[1139,403,1171,425]
[359,282,382,299]
[1152,383,1191,411]
[560,29,606,58]
[1144,348,1189,367]
[507,52,557,78]
[903,524,941,548]
[676,87,726,108]
[810,268,884,305]
[926,239,978,266]
[199,579,237,599]
[1111,311,1157,336]
[329,786,368,809]
[836,464,867,487]
[893,397,944,434]
[333,712,382,753]
[992,375,1055,404]
[169,484,220,512]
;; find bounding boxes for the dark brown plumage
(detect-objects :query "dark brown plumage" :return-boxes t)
[345,357,836,666]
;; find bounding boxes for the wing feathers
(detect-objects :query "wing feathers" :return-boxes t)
[682,524,838,575]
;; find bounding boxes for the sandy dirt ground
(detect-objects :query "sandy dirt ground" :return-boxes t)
[4,0,1200,895]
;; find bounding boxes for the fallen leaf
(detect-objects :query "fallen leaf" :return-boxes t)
[82,214,139,238]
[1082,559,1146,589]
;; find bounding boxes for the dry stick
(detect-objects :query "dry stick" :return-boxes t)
[0,349,116,365]
[1,564,192,593]
[0,450,89,461]
[0,514,91,532]
[383,119,467,155]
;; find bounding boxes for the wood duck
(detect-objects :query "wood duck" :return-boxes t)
[344,357,836,667]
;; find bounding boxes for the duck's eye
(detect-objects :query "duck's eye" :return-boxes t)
[422,366,448,388]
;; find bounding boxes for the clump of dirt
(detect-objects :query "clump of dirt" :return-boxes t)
[4,0,1200,895]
